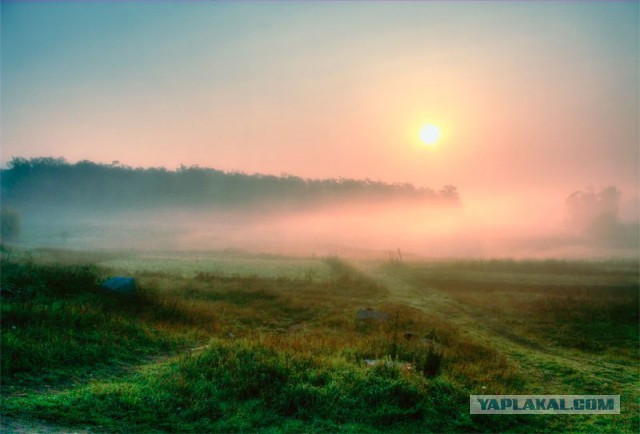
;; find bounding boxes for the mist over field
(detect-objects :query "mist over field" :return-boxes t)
[2,1,638,261]
[2,2,639,433]
[1,157,637,259]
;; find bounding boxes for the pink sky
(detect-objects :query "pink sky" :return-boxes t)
[2,1,638,225]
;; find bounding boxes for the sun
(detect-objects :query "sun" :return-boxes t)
[420,124,441,146]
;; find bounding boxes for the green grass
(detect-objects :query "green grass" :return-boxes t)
[392,260,639,356]
[100,251,334,280]
[1,250,638,432]
[0,261,201,387]
[4,339,476,432]
[374,259,639,432]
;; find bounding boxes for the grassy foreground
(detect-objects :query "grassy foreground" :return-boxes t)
[1,249,638,432]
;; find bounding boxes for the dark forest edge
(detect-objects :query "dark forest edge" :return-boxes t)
[1,157,459,211]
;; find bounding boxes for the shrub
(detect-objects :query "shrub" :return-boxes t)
[0,206,21,243]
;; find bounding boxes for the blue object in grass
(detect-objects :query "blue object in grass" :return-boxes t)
[102,277,136,294]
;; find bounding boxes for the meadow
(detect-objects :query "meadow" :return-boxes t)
[1,246,638,433]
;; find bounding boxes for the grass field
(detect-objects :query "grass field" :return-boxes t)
[1,247,638,432]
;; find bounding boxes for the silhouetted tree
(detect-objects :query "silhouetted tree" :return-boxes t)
[566,186,620,233]
[1,157,460,211]
[564,186,639,246]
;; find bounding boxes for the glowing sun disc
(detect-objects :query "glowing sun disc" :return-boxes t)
[420,124,441,145]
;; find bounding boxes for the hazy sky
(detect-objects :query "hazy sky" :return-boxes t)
[2,1,639,220]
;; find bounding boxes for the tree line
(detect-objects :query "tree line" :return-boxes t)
[1,157,459,211]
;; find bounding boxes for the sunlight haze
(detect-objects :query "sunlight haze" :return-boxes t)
[2,3,639,431]
[1,1,638,256]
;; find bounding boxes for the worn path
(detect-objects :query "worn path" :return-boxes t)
[365,265,639,422]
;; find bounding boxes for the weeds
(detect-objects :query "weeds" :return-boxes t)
[0,260,195,385]
[1,254,637,433]
[399,259,639,356]
[4,338,472,432]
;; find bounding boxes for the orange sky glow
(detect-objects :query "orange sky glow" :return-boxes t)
[2,1,638,256]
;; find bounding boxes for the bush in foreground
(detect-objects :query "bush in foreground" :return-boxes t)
[5,338,490,432]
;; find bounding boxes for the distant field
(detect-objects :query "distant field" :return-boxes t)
[102,253,334,281]
[1,247,638,433]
